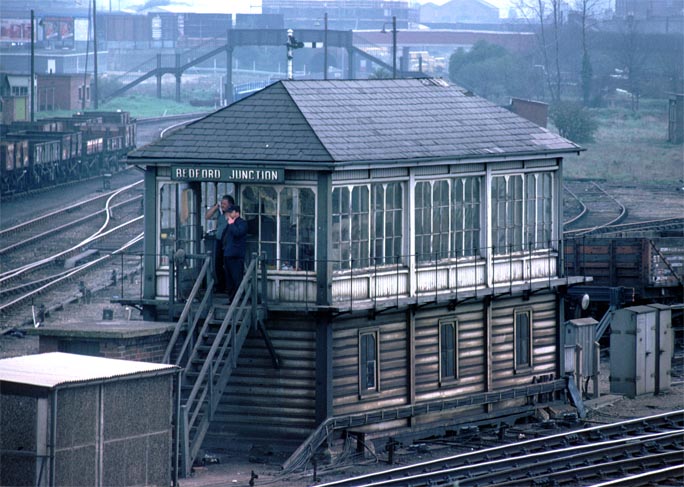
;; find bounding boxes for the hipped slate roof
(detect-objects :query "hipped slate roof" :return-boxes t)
[128,78,581,166]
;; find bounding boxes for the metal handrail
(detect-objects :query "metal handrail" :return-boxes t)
[163,256,213,364]
[178,256,260,475]
[283,379,568,472]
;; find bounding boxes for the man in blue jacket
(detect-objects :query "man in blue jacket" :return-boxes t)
[222,205,248,301]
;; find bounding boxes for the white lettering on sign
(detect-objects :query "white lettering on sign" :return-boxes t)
[171,166,281,181]
[228,169,279,180]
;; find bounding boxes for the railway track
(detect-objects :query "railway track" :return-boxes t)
[316,410,684,487]
[564,180,627,236]
[0,116,202,329]
[0,182,144,328]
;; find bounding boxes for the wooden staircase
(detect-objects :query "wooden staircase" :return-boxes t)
[163,256,263,477]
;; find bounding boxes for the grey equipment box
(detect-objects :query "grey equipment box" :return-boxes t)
[610,305,673,398]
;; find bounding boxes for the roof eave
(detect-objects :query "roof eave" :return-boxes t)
[126,147,583,172]
[125,156,337,172]
[330,147,584,169]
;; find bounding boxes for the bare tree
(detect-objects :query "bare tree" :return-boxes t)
[617,15,647,111]
[574,0,600,105]
[514,0,564,102]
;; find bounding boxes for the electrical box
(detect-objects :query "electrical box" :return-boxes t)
[610,305,672,398]
[647,303,673,394]
[564,317,598,378]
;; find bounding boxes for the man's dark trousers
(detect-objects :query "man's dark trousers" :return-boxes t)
[224,257,244,301]
[214,239,225,291]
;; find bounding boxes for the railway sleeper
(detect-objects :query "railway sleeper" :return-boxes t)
[63,249,100,269]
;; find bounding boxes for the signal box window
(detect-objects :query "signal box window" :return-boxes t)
[439,320,458,384]
[359,330,379,395]
[514,309,533,371]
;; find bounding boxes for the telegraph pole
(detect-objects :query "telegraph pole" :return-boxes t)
[391,16,396,79]
[30,9,35,121]
[93,0,99,108]
[324,13,328,80]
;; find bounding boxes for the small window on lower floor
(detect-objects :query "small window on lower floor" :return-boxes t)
[439,320,458,384]
[359,329,379,395]
[514,309,533,371]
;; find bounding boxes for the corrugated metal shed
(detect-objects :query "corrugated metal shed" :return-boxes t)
[0,352,176,388]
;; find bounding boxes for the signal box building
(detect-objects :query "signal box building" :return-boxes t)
[126,79,584,472]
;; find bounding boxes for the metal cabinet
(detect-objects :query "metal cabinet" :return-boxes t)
[610,305,672,398]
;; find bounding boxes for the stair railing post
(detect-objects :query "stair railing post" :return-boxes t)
[230,309,237,369]
[180,404,190,477]
[169,252,176,319]
[260,252,268,305]
[208,362,214,420]
[251,252,258,330]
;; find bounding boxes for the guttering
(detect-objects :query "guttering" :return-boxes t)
[125,147,584,173]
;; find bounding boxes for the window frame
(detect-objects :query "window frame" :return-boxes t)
[358,328,380,397]
[157,181,197,270]
[438,319,459,385]
[492,171,555,256]
[333,181,404,271]
[240,184,316,272]
[513,308,533,372]
[415,175,483,264]
[524,172,553,250]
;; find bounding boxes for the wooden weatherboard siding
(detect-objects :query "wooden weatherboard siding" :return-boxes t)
[332,312,410,424]
[414,301,486,401]
[490,292,558,390]
[212,314,317,439]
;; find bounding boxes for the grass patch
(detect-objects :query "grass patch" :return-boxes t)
[563,100,683,185]
[36,95,210,120]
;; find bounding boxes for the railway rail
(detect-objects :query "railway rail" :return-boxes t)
[0,116,201,329]
[316,410,684,487]
[0,182,144,328]
[563,180,628,236]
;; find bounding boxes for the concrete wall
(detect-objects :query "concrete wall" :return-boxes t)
[0,393,39,486]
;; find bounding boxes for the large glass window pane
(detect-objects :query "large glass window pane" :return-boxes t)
[351,186,370,268]
[541,172,553,249]
[332,187,345,269]
[373,184,385,264]
[415,182,432,263]
[336,182,404,270]
[515,310,532,369]
[492,175,523,255]
[440,321,457,381]
[372,182,403,266]
[360,331,378,392]
[279,187,315,271]
[524,172,553,250]
[298,189,316,271]
[452,176,481,258]
[433,180,450,260]
[158,183,177,268]
[241,186,277,267]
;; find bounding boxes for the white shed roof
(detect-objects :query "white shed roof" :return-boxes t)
[0,352,177,389]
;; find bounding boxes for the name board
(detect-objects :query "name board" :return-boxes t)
[171,166,284,182]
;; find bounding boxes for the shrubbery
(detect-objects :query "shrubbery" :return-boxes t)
[549,102,598,142]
